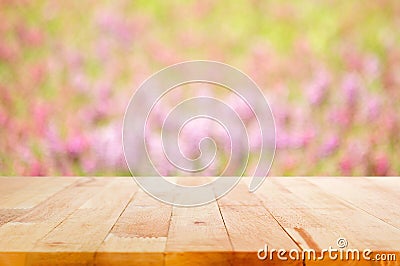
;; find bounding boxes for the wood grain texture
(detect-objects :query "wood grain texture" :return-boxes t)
[0,177,78,209]
[96,182,171,266]
[0,176,399,265]
[29,178,136,265]
[220,205,301,265]
[256,177,400,265]
[307,177,400,229]
[165,201,232,265]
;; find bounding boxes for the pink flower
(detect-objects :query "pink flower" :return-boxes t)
[339,157,353,175]
[247,121,262,150]
[341,73,360,105]
[227,94,254,121]
[320,135,340,156]
[179,118,211,159]
[283,155,298,172]
[92,123,126,170]
[328,107,351,126]
[64,49,83,69]
[29,160,46,176]
[145,131,174,175]
[363,55,379,78]
[17,25,44,47]
[82,158,97,173]
[373,154,390,176]
[66,133,88,159]
[96,11,144,44]
[0,42,17,61]
[276,130,290,149]
[365,97,381,120]
[71,73,89,93]
[307,71,330,105]
[0,110,7,126]
[32,103,50,135]
[44,126,64,154]
[30,63,46,85]
[300,129,315,147]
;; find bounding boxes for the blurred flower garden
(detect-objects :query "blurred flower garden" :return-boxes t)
[0,0,399,176]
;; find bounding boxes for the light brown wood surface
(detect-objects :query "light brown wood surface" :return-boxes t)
[0,177,399,265]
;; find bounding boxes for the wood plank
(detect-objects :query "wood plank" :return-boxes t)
[15,177,110,224]
[96,182,172,266]
[0,178,109,249]
[0,177,79,209]
[308,177,400,230]
[365,176,400,196]
[256,177,400,265]
[220,205,301,265]
[110,205,171,238]
[0,176,399,266]
[27,178,136,265]
[218,177,300,265]
[0,177,41,197]
[96,237,166,266]
[0,209,28,226]
[218,181,262,206]
[128,189,166,207]
[165,201,232,265]
[0,177,113,265]
[0,252,28,266]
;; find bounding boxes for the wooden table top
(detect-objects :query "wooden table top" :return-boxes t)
[0,176,399,265]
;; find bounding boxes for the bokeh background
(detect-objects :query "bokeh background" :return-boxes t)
[1,0,399,176]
